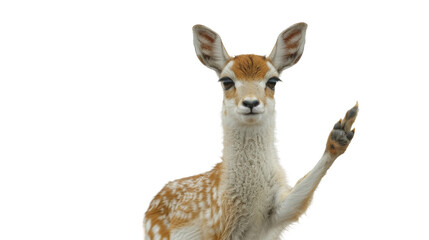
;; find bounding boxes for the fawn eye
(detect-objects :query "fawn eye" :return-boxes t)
[219,77,235,90]
[266,77,281,90]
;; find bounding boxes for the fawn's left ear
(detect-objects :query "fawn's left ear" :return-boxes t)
[268,22,307,73]
[193,25,230,76]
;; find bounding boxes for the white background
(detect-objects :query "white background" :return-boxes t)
[1,0,428,239]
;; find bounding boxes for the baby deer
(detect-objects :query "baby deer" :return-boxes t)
[144,22,358,240]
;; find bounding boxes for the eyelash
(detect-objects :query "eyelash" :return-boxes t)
[219,77,235,90]
[266,77,281,90]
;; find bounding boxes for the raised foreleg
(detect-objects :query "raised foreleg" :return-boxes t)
[273,103,359,225]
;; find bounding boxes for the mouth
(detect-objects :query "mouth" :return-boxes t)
[244,112,259,116]
[239,109,264,116]
[236,108,265,117]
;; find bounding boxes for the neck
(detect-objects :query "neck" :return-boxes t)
[222,119,276,160]
[221,116,279,188]
[220,116,281,232]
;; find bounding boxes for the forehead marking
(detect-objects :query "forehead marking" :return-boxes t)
[220,61,235,78]
[231,55,270,81]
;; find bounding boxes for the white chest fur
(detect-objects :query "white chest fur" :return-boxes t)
[221,123,287,239]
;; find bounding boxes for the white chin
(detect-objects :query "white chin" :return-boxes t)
[239,114,263,124]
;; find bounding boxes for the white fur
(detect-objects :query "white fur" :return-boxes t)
[171,222,202,240]
[273,153,335,225]
[265,61,279,79]
[221,118,285,239]
[220,61,236,79]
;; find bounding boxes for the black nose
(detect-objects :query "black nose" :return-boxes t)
[242,100,260,110]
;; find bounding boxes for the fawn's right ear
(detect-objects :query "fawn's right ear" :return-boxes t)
[193,25,230,76]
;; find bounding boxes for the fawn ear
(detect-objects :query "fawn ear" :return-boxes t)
[193,25,230,75]
[268,22,307,73]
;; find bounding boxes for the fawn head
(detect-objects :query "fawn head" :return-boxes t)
[193,23,307,125]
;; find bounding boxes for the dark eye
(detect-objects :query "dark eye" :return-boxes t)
[266,77,281,90]
[219,77,235,90]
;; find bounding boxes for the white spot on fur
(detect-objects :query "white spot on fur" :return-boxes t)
[204,208,211,220]
[152,224,160,234]
[212,187,217,200]
[206,193,211,205]
[198,201,205,209]
[145,219,151,232]
[191,202,197,211]
[151,199,160,208]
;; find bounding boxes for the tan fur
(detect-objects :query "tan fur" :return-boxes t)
[326,103,358,157]
[231,55,270,81]
[326,128,355,157]
[284,30,301,47]
[326,131,346,156]
[145,163,225,240]
[223,87,237,100]
[234,80,267,105]
[265,87,275,99]
[222,55,275,105]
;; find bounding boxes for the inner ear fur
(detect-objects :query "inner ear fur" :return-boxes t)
[268,22,307,73]
[192,25,230,75]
